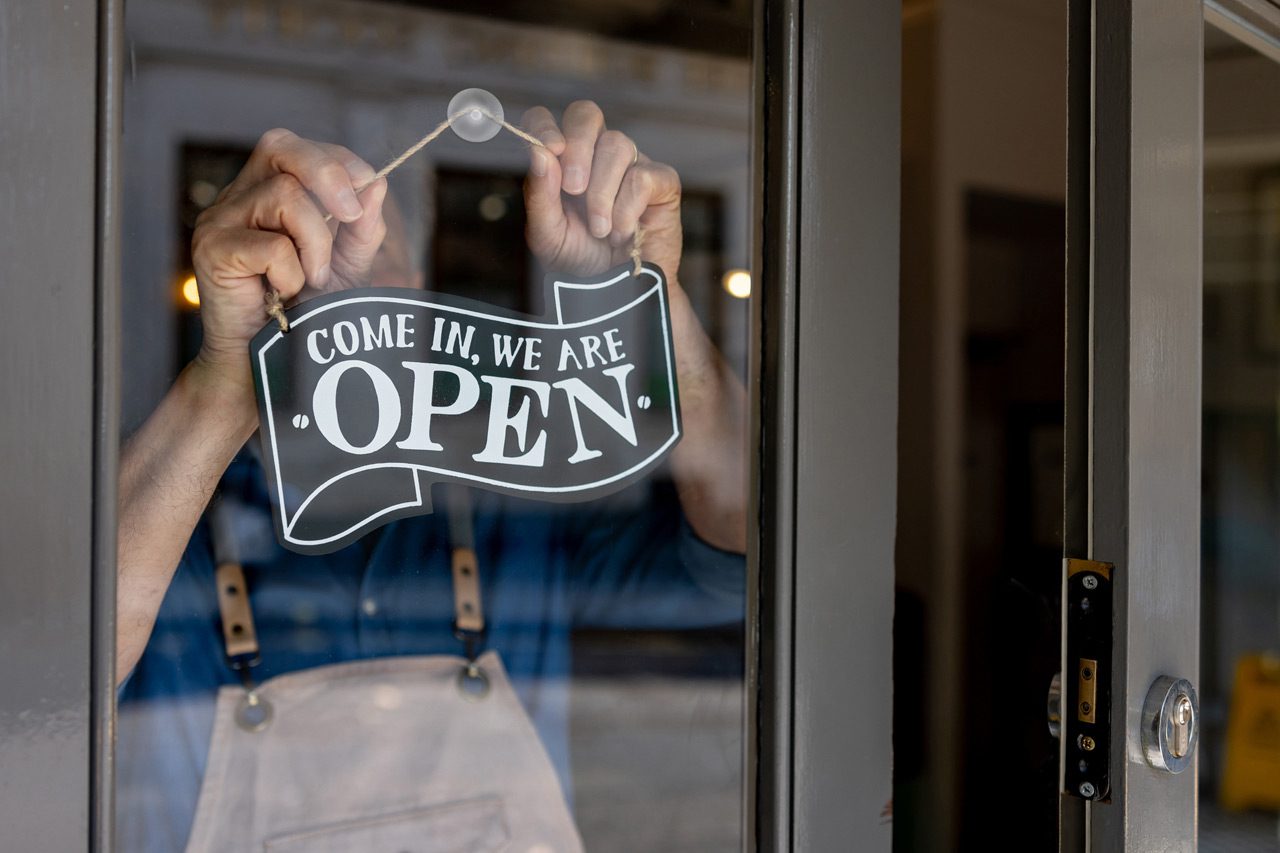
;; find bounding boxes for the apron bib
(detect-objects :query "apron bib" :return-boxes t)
[186,488,583,852]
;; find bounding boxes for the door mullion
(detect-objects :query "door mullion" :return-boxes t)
[1072,0,1204,848]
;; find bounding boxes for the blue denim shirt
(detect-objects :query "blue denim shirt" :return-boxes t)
[115,453,744,852]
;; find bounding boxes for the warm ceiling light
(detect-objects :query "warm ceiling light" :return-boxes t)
[478,193,507,222]
[180,274,200,308]
[722,269,751,299]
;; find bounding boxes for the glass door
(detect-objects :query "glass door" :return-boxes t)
[113,3,755,850]
[1064,1,1280,849]
[1201,5,1280,847]
[1062,0,1203,848]
[0,0,899,850]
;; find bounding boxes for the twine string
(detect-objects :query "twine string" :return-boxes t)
[265,108,644,333]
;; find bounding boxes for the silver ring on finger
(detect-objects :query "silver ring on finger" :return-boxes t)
[631,141,640,166]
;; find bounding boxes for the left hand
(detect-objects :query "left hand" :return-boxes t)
[521,101,682,282]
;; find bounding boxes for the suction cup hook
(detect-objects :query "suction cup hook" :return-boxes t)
[448,88,504,143]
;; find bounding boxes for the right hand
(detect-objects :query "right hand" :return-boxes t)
[190,128,389,393]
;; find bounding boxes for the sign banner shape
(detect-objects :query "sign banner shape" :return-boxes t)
[251,262,681,555]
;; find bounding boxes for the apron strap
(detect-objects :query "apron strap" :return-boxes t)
[210,497,262,688]
[209,487,485,667]
[215,562,260,660]
[446,486,484,636]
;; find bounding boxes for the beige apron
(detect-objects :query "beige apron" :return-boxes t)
[186,489,583,853]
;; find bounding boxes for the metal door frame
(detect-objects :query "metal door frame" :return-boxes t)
[1065,0,1203,848]
[0,0,899,849]
[751,0,899,849]
[1069,1,1280,848]
[0,0,121,850]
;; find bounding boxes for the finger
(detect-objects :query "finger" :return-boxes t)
[584,130,635,239]
[317,142,378,190]
[196,227,307,301]
[215,172,334,287]
[337,177,387,248]
[519,106,567,155]
[523,142,568,261]
[559,100,605,196]
[226,128,364,223]
[521,106,564,200]
[332,178,389,284]
[611,161,681,244]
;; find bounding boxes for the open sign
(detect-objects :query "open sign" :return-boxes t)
[251,262,681,554]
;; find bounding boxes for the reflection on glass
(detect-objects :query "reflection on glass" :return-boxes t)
[1202,23,1280,850]
[115,2,752,850]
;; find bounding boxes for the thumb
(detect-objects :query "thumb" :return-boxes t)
[331,177,388,286]
[523,147,568,261]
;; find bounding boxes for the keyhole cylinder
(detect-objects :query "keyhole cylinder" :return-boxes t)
[1170,693,1193,758]
[1141,676,1198,774]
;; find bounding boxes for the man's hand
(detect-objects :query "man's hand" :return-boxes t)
[523,102,745,554]
[522,101,682,282]
[190,128,388,392]
[118,129,393,680]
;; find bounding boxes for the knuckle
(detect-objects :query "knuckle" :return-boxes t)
[567,99,604,124]
[316,160,349,188]
[190,230,213,264]
[641,162,680,193]
[257,127,295,151]
[344,156,375,183]
[267,232,296,258]
[193,205,219,231]
[194,188,241,228]
[633,167,655,194]
[522,105,550,125]
[597,130,631,157]
[191,221,227,257]
[266,172,306,203]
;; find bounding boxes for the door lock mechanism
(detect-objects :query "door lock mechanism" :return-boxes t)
[1140,676,1199,774]
[1062,558,1113,800]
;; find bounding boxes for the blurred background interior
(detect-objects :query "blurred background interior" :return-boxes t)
[119,0,1280,849]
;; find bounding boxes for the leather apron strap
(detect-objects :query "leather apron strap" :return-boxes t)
[445,486,484,650]
[211,487,484,669]
[209,499,260,675]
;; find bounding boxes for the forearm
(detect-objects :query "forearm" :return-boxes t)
[667,282,748,554]
[116,359,258,682]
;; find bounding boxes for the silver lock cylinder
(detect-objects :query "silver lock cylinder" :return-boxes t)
[1140,676,1198,774]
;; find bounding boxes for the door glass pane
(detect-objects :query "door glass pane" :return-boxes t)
[896,3,1068,847]
[114,3,753,850]
[1202,23,1280,850]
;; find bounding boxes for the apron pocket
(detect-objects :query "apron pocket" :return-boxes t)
[262,796,510,853]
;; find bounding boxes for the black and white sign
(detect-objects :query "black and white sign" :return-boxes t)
[250,262,681,554]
